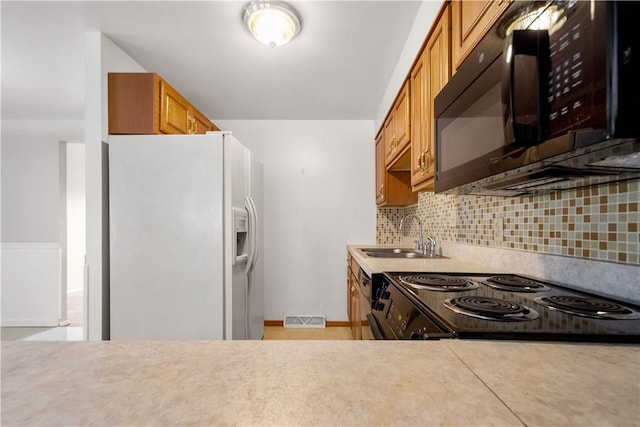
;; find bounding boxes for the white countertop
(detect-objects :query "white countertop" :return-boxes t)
[2,340,638,426]
[348,244,507,277]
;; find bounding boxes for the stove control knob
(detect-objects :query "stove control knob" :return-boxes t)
[375,287,387,299]
[380,290,391,300]
[371,301,385,311]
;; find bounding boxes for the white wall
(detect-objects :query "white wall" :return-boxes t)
[216,120,376,321]
[375,1,442,130]
[84,33,146,339]
[1,119,83,326]
[1,120,83,241]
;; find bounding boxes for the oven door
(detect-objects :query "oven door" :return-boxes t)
[367,314,386,340]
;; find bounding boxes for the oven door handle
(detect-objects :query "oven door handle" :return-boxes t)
[367,314,386,340]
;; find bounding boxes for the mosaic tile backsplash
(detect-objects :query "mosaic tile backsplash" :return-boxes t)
[377,180,640,265]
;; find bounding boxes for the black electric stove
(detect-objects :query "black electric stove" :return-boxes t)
[369,272,640,343]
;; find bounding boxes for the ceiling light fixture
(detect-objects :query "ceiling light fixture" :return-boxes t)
[243,1,302,48]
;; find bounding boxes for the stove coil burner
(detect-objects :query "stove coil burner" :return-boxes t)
[444,296,539,321]
[534,295,640,320]
[484,275,551,292]
[399,274,480,292]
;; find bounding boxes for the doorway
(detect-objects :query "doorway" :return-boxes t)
[64,141,86,334]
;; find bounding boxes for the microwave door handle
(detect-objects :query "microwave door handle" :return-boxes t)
[503,29,551,146]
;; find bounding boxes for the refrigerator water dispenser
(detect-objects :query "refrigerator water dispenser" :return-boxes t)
[233,207,249,265]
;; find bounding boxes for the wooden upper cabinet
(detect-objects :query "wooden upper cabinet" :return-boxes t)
[383,114,395,166]
[451,0,511,71]
[393,82,411,155]
[159,79,191,134]
[384,81,411,167]
[376,128,418,207]
[191,108,220,134]
[109,72,218,135]
[411,3,451,192]
[375,131,386,205]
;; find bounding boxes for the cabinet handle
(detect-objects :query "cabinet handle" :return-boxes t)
[419,150,431,176]
[424,151,431,174]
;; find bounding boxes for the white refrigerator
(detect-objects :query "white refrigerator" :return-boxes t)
[108,132,263,340]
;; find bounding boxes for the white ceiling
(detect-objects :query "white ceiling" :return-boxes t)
[1,1,425,121]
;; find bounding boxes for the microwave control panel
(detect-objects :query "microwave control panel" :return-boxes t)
[546,1,595,135]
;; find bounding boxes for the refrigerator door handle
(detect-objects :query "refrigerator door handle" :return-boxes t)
[244,195,258,339]
[244,195,259,275]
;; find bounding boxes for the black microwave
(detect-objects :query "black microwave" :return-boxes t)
[435,0,640,196]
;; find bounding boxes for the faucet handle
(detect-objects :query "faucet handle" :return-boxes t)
[425,235,437,257]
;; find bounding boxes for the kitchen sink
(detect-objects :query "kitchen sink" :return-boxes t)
[357,248,448,259]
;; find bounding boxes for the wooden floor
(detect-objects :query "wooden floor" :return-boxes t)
[263,326,353,340]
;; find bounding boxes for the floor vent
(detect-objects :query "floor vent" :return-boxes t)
[283,315,326,329]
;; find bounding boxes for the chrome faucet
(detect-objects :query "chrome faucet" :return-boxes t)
[399,213,437,257]
[399,213,424,253]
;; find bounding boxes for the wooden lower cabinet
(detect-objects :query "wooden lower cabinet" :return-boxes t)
[109,72,218,135]
[347,254,362,340]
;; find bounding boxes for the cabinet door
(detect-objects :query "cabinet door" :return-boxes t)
[350,274,362,340]
[384,82,411,167]
[346,255,353,324]
[190,107,218,134]
[159,80,191,134]
[451,0,510,71]
[410,49,428,189]
[393,82,411,155]
[383,114,395,166]
[375,132,386,205]
[412,5,451,191]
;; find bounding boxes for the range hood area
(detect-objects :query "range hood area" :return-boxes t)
[444,137,640,197]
